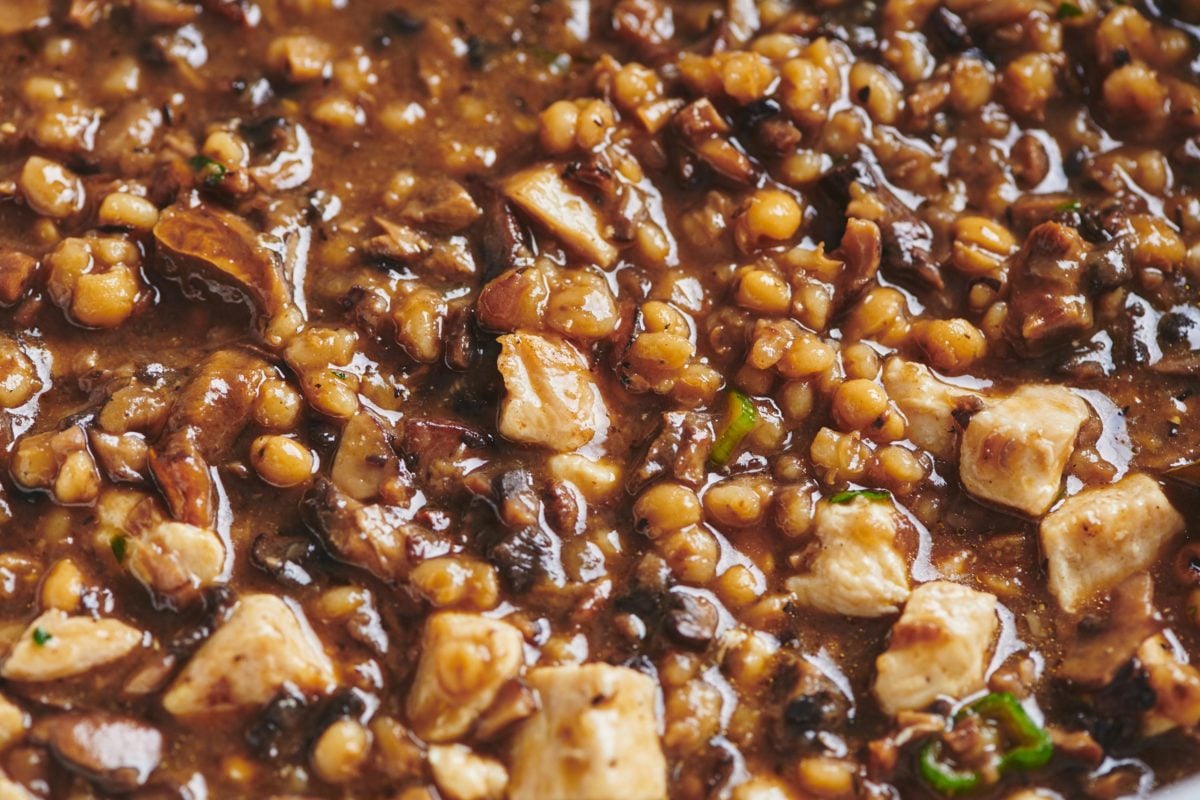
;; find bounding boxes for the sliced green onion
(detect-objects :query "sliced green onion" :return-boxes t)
[188,154,228,187]
[710,390,758,466]
[1056,2,1083,19]
[110,534,128,564]
[828,488,891,505]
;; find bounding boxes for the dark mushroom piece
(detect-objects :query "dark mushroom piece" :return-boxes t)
[302,478,446,581]
[152,202,294,323]
[31,713,163,793]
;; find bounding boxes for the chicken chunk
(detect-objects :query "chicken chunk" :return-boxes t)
[330,410,401,502]
[496,333,608,452]
[508,664,667,800]
[2,611,141,683]
[786,496,910,618]
[127,521,228,609]
[0,773,34,800]
[882,358,984,461]
[959,385,1088,516]
[502,164,617,267]
[406,612,525,743]
[1138,634,1200,736]
[873,581,999,715]
[429,744,509,800]
[1041,474,1183,613]
[162,594,337,718]
[0,694,27,751]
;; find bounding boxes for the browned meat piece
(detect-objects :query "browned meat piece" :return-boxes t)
[399,178,481,234]
[818,161,940,289]
[153,203,293,322]
[148,349,274,526]
[0,252,37,307]
[672,99,758,185]
[148,430,214,528]
[1004,221,1094,353]
[630,411,714,489]
[1057,573,1162,688]
[31,713,163,792]
[363,217,431,265]
[166,349,274,455]
[302,478,442,581]
[611,0,674,59]
[502,165,618,267]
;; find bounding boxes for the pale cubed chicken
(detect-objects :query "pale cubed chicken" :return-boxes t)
[405,612,525,742]
[501,164,618,267]
[959,385,1089,516]
[428,744,509,800]
[0,773,34,800]
[1138,634,1200,736]
[882,358,984,461]
[496,332,608,451]
[2,611,141,682]
[873,581,999,715]
[786,496,910,618]
[127,521,227,609]
[162,594,336,718]
[330,410,402,502]
[0,695,26,751]
[1041,474,1184,613]
[508,664,667,800]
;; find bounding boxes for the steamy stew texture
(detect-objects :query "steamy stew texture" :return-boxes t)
[3,0,1200,798]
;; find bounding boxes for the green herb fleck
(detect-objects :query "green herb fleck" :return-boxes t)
[32,627,51,647]
[1054,199,1082,213]
[187,154,228,187]
[330,370,349,380]
[828,489,891,505]
[527,45,571,75]
[1056,2,1083,19]
[111,534,128,564]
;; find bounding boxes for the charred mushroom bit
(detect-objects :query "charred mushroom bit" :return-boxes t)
[8,1,1200,798]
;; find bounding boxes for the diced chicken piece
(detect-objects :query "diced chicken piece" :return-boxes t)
[496,333,608,452]
[882,358,984,461]
[330,410,401,502]
[0,0,50,36]
[508,664,667,800]
[1041,474,1184,613]
[406,612,525,742]
[1138,634,1200,736]
[429,744,509,800]
[502,164,618,267]
[0,773,34,800]
[0,695,27,751]
[786,497,910,618]
[873,581,999,715]
[163,594,336,718]
[2,611,141,683]
[127,521,227,609]
[960,385,1089,516]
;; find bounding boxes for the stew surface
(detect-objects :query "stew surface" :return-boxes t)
[2,0,1200,798]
